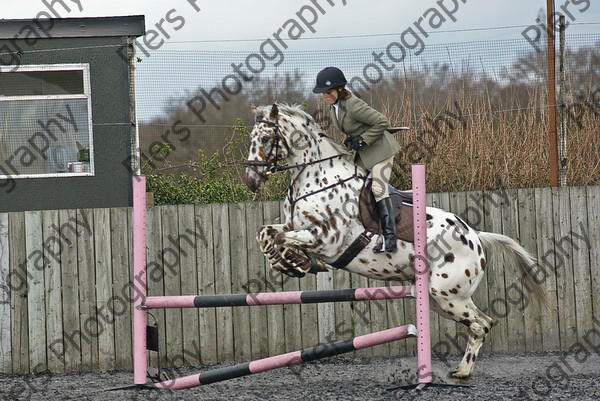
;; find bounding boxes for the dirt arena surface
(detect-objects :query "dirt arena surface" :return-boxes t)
[1,351,599,400]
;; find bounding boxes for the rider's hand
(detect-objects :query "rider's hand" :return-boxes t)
[350,136,365,150]
[343,135,352,148]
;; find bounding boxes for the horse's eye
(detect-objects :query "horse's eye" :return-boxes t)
[261,136,270,144]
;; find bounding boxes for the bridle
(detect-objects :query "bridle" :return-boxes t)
[245,119,287,181]
[245,118,365,224]
[245,119,355,179]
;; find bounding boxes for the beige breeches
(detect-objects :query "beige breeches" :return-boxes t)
[371,156,394,202]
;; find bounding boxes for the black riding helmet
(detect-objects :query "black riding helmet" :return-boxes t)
[312,67,347,94]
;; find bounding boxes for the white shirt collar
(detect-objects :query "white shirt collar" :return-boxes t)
[333,101,340,119]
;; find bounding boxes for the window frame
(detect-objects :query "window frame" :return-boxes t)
[0,63,95,179]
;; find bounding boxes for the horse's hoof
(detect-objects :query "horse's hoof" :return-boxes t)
[448,370,470,381]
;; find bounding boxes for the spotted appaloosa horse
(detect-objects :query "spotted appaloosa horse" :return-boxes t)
[244,103,548,380]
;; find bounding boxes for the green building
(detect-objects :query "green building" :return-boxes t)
[0,15,145,212]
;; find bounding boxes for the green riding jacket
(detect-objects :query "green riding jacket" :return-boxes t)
[329,94,401,169]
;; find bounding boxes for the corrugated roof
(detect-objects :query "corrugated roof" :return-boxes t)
[0,15,145,39]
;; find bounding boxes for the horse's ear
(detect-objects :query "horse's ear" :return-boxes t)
[251,103,257,115]
[269,103,279,120]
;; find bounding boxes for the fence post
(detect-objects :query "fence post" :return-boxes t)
[133,176,147,385]
[546,0,559,187]
[558,15,567,187]
[412,164,432,386]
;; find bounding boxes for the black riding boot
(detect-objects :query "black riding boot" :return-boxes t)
[373,197,397,253]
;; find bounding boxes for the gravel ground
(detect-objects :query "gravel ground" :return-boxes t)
[1,351,599,401]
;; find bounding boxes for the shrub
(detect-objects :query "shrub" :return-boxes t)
[144,118,288,205]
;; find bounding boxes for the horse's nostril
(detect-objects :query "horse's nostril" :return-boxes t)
[244,168,263,193]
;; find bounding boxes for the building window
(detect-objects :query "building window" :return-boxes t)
[0,64,94,178]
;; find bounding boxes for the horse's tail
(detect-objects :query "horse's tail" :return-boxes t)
[477,232,550,309]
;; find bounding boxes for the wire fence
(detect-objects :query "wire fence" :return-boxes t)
[133,29,600,192]
[1,25,599,192]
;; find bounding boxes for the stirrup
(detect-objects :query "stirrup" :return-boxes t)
[373,243,384,253]
[373,237,397,253]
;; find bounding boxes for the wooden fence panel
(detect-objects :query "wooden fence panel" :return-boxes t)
[0,214,11,372]
[229,202,251,362]
[352,270,371,357]
[245,202,269,360]
[25,211,46,372]
[160,205,183,365]
[146,206,165,367]
[586,187,600,333]
[279,202,302,355]
[9,212,28,373]
[299,266,319,349]
[212,203,234,361]
[262,201,285,357]
[331,270,351,344]
[111,207,133,370]
[58,209,80,372]
[502,189,526,354]
[317,270,335,345]
[178,204,200,366]
[1,185,599,373]
[77,209,98,371]
[535,187,561,351]
[195,204,217,364]
[570,187,594,343]
[94,208,115,371]
[517,188,543,352]
[42,210,63,373]
[552,188,578,349]
[483,190,509,353]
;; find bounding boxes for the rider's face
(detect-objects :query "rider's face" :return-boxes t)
[322,88,339,105]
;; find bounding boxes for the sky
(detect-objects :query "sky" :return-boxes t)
[2,0,599,50]
[3,0,599,121]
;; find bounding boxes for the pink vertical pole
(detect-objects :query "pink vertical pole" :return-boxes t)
[133,176,147,385]
[412,164,432,386]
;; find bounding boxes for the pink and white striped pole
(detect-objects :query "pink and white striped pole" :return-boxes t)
[152,324,417,390]
[412,164,432,387]
[133,176,148,385]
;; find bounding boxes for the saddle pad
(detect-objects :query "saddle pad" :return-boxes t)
[358,180,414,243]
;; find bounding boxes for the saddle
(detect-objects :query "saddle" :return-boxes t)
[358,179,415,243]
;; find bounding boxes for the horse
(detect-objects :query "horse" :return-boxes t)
[244,103,548,380]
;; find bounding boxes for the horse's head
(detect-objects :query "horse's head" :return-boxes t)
[244,104,291,192]
[244,103,351,193]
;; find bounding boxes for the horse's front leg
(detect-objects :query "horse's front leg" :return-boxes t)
[272,222,347,263]
[274,228,327,253]
[257,225,324,277]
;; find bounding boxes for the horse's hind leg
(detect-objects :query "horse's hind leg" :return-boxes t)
[434,297,493,379]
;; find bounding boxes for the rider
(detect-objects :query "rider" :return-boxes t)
[312,66,401,253]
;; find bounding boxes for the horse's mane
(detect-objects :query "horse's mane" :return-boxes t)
[256,103,317,125]
[255,103,351,157]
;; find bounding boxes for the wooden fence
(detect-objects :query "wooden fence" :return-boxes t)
[1,185,599,374]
